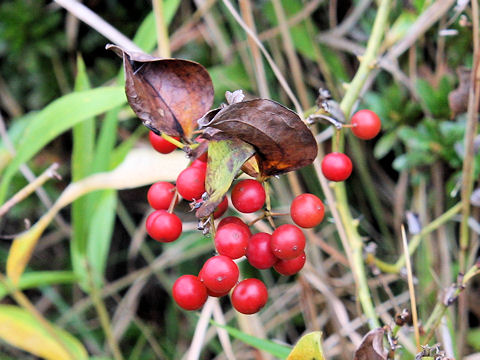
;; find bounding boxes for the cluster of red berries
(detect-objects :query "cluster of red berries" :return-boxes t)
[144,132,326,314]
[321,109,381,182]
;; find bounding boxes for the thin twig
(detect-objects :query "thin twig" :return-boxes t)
[152,0,171,58]
[187,297,215,360]
[0,163,61,218]
[401,226,421,352]
[54,0,143,53]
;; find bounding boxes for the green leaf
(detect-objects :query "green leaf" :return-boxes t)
[0,271,77,301]
[383,12,417,49]
[0,86,126,203]
[197,139,255,218]
[374,130,398,159]
[86,189,117,288]
[468,328,480,351]
[287,331,325,360]
[0,304,88,360]
[210,320,291,358]
[71,55,96,292]
[133,0,181,52]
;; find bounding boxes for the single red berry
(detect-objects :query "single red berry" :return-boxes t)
[147,181,176,210]
[231,279,268,314]
[148,131,179,154]
[199,255,239,294]
[198,267,231,297]
[231,179,266,213]
[146,210,182,242]
[190,158,207,170]
[197,151,208,163]
[176,166,206,201]
[172,275,207,310]
[351,109,381,140]
[218,216,251,238]
[290,193,325,228]
[270,224,305,260]
[213,196,229,219]
[214,223,249,259]
[273,251,306,276]
[321,152,353,182]
[246,232,277,269]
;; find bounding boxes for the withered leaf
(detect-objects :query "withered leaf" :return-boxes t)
[107,44,214,140]
[353,328,388,360]
[198,98,317,177]
[196,139,255,218]
[448,67,471,118]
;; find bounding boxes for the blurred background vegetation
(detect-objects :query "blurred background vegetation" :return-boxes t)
[0,0,479,359]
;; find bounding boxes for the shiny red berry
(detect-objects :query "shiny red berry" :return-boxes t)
[214,223,249,259]
[231,179,266,213]
[199,255,239,294]
[290,193,325,228]
[246,232,277,269]
[218,216,251,238]
[172,275,207,310]
[148,131,178,154]
[273,251,306,276]
[146,210,182,242]
[176,166,206,201]
[270,224,305,260]
[321,152,352,182]
[351,109,381,140]
[147,181,176,210]
[231,279,268,314]
[213,196,229,219]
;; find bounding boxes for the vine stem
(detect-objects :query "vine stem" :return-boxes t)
[323,0,391,329]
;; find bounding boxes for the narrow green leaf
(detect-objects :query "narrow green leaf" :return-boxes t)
[71,55,96,292]
[0,271,77,301]
[0,87,126,203]
[86,189,117,288]
[210,320,291,358]
[0,305,88,360]
[373,130,398,159]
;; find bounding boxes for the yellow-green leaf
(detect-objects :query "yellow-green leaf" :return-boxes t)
[7,148,188,284]
[0,305,88,360]
[287,331,325,360]
[196,139,255,218]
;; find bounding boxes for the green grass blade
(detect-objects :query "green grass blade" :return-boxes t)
[0,87,126,203]
[0,271,77,301]
[210,320,291,359]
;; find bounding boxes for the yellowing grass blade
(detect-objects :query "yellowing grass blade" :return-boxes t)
[0,305,88,360]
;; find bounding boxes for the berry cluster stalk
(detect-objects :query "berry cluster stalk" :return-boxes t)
[315,0,391,329]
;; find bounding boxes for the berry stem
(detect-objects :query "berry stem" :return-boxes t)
[167,189,178,213]
[160,133,184,149]
[314,0,392,330]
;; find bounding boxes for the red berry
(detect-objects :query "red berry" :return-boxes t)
[148,131,179,154]
[198,267,230,297]
[231,279,268,314]
[218,216,251,238]
[172,275,207,310]
[199,255,239,294]
[351,109,381,140]
[246,232,277,269]
[176,166,206,201]
[147,181,176,210]
[214,223,249,259]
[270,224,305,260]
[231,179,266,213]
[321,152,352,182]
[290,193,325,228]
[146,210,182,242]
[213,197,229,219]
[190,158,207,170]
[273,252,306,276]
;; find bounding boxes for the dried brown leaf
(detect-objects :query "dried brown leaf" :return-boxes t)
[107,44,214,139]
[448,67,471,118]
[199,99,317,177]
[353,328,388,360]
